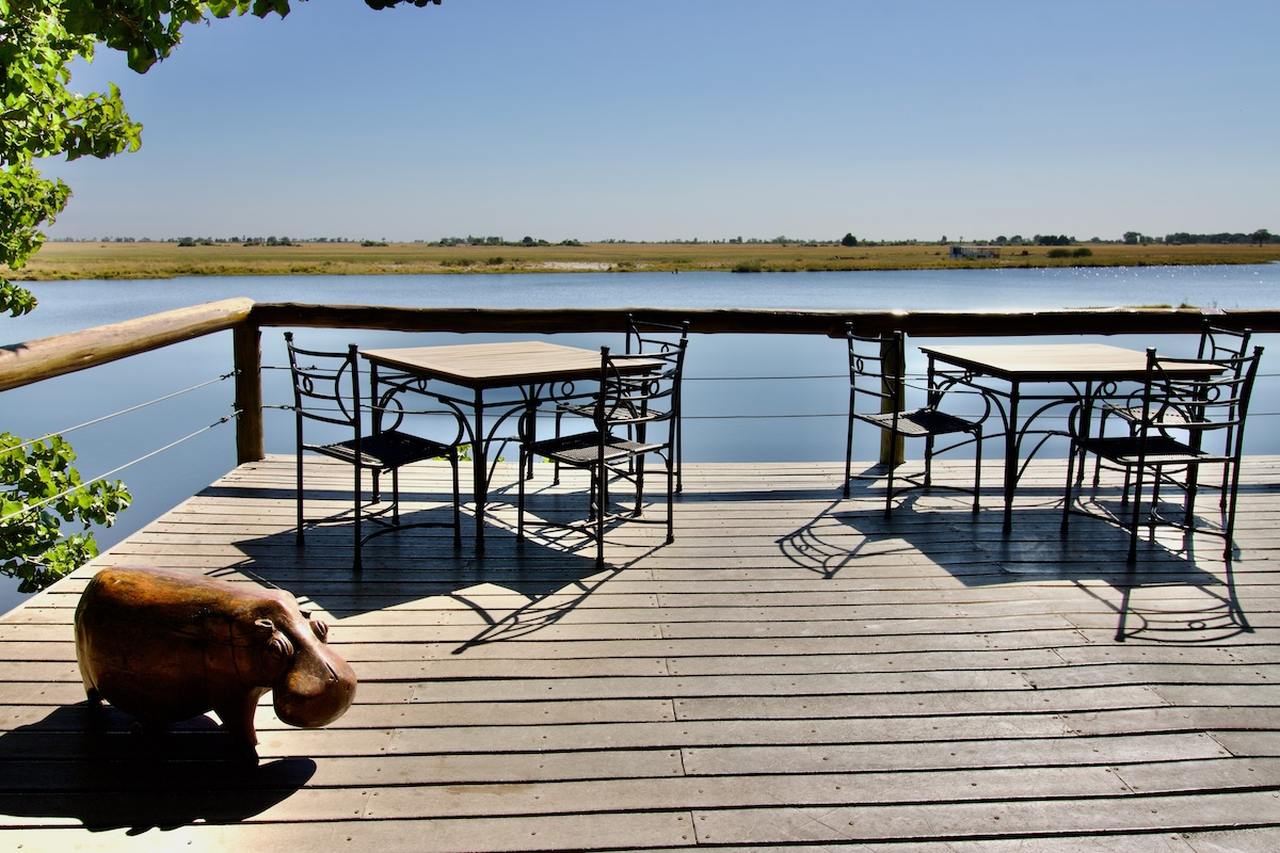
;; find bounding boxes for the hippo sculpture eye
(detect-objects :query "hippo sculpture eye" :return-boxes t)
[255,618,295,660]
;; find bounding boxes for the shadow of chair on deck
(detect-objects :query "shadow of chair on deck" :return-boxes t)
[0,704,315,833]
[208,479,632,652]
[779,475,1254,643]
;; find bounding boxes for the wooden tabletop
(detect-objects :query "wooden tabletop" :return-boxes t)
[920,343,1220,382]
[362,341,658,390]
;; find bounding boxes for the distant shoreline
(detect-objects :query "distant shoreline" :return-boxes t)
[10,241,1280,281]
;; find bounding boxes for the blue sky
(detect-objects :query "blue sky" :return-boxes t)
[42,0,1280,242]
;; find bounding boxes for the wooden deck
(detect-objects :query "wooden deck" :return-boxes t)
[2,455,1279,850]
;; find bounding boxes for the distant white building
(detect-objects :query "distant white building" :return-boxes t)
[949,245,1000,260]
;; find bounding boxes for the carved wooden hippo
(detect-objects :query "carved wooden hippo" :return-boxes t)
[74,567,357,745]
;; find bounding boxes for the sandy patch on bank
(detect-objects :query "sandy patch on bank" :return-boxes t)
[538,261,615,271]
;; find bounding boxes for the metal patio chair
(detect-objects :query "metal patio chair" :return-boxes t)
[1063,344,1264,562]
[285,332,463,571]
[1092,320,1252,505]
[520,341,687,568]
[553,314,690,491]
[843,324,984,515]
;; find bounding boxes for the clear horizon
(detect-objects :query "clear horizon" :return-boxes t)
[38,0,1280,243]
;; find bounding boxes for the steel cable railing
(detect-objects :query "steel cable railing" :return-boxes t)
[257,363,1280,422]
[6,371,236,453]
[2,371,238,524]
[1,413,238,524]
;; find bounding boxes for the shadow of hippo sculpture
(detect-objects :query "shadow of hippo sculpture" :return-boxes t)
[75,568,357,747]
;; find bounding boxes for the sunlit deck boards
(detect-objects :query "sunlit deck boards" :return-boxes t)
[2,455,1279,850]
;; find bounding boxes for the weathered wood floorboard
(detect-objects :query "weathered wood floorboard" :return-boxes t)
[0,456,1277,849]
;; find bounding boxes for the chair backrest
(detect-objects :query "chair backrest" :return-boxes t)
[625,314,690,358]
[1197,319,1252,364]
[594,342,688,440]
[1139,345,1265,454]
[283,332,362,431]
[846,324,905,422]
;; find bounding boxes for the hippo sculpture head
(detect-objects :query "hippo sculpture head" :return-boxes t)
[75,567,357,747]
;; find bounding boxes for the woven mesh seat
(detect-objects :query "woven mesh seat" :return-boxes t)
[311,430,454,470]
[530,430,661,466]
[1076,434,1214,467]
[856,408,979,438]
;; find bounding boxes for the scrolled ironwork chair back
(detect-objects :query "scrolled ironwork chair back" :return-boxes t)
[594,343,686,435]
[1139,346,1264,448]
[626,315,690,358]
[846,324,905,419]
[284,332,362,429]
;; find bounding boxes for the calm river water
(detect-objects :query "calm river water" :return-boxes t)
[3,264,1278,613]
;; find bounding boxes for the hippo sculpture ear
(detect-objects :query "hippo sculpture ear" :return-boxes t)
[300,610,329,642]
[254,618,295,660]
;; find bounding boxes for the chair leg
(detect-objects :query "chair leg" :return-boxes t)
[923,435,934,488]
[843,397,854,499]
[353,463,363,573]
[972,428,982,514]
[517,446,527,542]
[552,410,564,485]
[1091,409,1111,487]
[1127,465,1144,564]
[1183,460,1200,530]
[675,414,683,495]
[596,465,608,568]
[633,452,646,518]
[1149,464,1163,533]
[1223,458,1243,562]
[296,451,305,545]
[451,450,462,548]
[1061,439,1077,534]
[1120,422,1137,506]
[391,467,400,527]
[666,451,675,544]
[883,434,895,518]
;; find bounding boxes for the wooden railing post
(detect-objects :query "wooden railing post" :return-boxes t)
[879,333,905,466]
[233,321,264,463]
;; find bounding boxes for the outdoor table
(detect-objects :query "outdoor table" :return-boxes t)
[361,341,661,552]
[917,343,1223,532]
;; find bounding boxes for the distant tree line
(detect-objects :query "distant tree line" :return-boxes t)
[1163,230,1276,245]
[51,229,1279,248]
[434,236,582,247]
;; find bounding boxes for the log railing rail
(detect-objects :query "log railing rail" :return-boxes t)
[2,299,1277,467]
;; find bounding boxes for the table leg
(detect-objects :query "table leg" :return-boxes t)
[370,363,382,502]
[472,388,487,554]
[1073,381,1096,492]
[1003,383,1020,533]
[524,386,537,481]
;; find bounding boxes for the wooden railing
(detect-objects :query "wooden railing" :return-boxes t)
[2,299,1277,466]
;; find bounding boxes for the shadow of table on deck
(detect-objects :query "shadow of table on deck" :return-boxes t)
[777,479,1255,643]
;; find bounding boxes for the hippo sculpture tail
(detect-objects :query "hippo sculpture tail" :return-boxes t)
[74,567,357,746]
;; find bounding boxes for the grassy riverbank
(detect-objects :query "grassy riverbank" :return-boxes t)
[10,241,1280,280]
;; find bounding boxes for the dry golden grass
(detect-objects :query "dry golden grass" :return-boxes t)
[9,240,1280,280]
